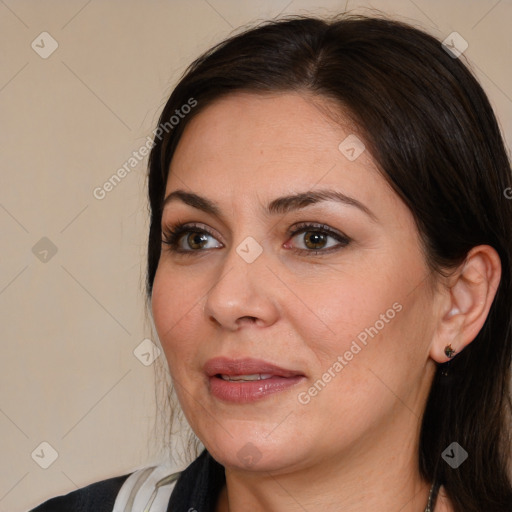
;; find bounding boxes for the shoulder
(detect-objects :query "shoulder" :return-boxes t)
[29,473,131,512]
[28,452,218,512]
[28,465,183,512]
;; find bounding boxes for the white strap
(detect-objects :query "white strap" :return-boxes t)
[113,465,182,512]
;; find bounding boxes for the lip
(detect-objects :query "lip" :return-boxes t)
[204,357,306,403]
[204,357,304,378]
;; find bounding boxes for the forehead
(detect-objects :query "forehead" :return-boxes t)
[165,91,399,220]
[170,91,359,173]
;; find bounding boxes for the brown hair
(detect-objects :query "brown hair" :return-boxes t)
[146,14,512,511]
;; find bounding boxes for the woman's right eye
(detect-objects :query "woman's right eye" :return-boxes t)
[162,223,223,254]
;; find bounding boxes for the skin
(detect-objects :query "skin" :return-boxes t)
[151,91,501,511]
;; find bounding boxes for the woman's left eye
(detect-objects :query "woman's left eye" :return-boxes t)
[285,223,351,255]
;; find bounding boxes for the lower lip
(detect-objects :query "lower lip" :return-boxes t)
[208,375,305,403]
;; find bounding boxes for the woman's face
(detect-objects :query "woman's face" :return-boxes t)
[151,92,439,473]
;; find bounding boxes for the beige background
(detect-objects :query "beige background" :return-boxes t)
[1,1,511,510]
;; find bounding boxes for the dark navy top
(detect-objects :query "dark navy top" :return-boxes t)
[29,449,226,512]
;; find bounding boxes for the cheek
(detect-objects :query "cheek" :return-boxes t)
[293,251,426,383]
[151,266,201,367]
[298,268,396,348]
[301,273,432,415]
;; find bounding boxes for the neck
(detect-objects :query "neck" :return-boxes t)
[215,425,437,512]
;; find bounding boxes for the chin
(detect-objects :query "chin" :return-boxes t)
[210,443,301,473]
[197,422,308,473]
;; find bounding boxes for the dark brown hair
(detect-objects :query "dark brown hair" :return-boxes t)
[146,14,512,511]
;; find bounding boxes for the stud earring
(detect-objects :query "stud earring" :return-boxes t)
[444,344,456,358]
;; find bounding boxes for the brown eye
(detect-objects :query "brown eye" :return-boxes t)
[303,231,328,250]
[162,223,223,254]
[286,223,351,255]
[187,232,209,250]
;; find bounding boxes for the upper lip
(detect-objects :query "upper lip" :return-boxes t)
[204,357,304,378]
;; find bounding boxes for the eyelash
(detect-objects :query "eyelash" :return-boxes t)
[161,222,351,257]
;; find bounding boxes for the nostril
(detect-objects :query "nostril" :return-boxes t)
[238,316,258,323]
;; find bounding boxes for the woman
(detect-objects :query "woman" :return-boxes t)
[30,13,512,512]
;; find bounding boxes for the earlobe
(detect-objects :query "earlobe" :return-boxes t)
[430,245,501,364]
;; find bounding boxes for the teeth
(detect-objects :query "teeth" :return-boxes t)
[220,373,274,382]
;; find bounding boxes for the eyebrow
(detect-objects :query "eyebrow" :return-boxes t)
[162,188,377,222]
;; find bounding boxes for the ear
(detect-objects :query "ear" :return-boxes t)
[430,245,501,363]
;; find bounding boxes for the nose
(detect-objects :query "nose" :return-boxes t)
[203,240,280,331]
